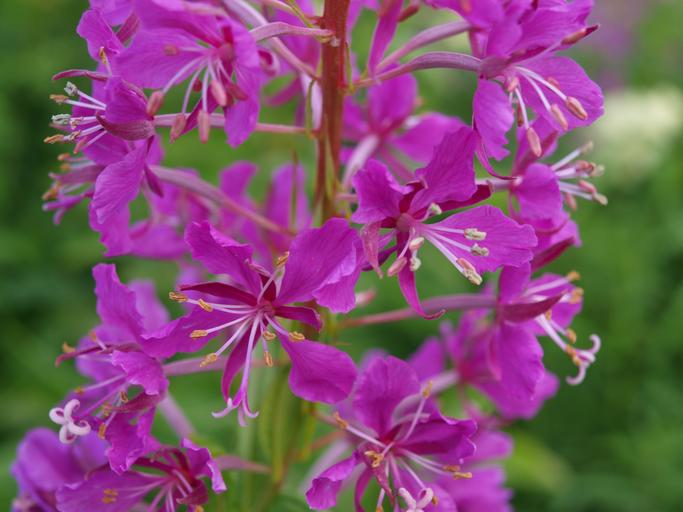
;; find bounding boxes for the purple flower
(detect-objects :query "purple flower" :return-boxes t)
[50,264,169,473]
[117,0,263,146]
[43,77,162,256]
[11,429,106,512]
[306,356,476,511]
[342,74,466,187]
[352,128,537,316]
[143,218,359,423]
[471,0,603,161]
[56,439,226,512]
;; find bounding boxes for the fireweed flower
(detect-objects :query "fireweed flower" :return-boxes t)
[143,219,359,424]
[437,424,514,512]
[56,439,226,512]
[441,263,599,417]
[505,118,606,230]
[342,73,466,187]
[44,77,162,255]
[50,264,170,473]
[352,128,537,316]
[471,0,603,161]
[117,0,264,146]
[306,356,476,511]
[11,428,106,512]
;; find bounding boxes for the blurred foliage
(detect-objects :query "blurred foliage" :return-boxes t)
[1,1,683,510]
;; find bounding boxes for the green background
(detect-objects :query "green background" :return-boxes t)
[1,1,683,510]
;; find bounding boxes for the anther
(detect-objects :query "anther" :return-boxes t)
[61,342,75,353]
[388,256,407,277]
[470,244,489,257]
[210,79,228,107]
[566,270,581,281]
[457,258,482,285]
[200,353,219,367]
[565,97,588,120]
[98,423,107,439]
[190,329,209,339]
[276,251,290,267]
[566,328,577,344]
[49,94,69,104]
[51,114,71,126]
[544,310,552,321]
[526,126,542,157]
[408,237,425,252]
[75,386,84,395]
[464,228,486,241]
[550,104,569,130]
[288,331,305,342]
[333,412,348,430]
[102,488,118,504]
[146,91,164,116]
[262,330,276,341]
[198,110,210,143]
[409,256,421,272]
[197,298,213,312]
[64,82,78,96]
[98,47,108,66]
[569,288,584,304]
[264,351,273,367]
[44,134,66,144]
[422,380,433,398]
[169,291,188,303]
[428,203,442,216]
[119,391,129,403]
[505,75,520,93]
[364,450,384,468]
[443,465,472,479]
[170,113,187,143]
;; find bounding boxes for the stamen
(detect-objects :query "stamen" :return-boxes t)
[409,256,422,271]
[264,351,273,367]
[364,450,384,468]
[169,291,189,303]
[470,244,489,257]
[566,270,581,281]
[190,330,209,338]
[333,411,349,430]
[288,331,305,342]
[457,258,482,285]
[408,237,425,252]
[61,342,75,353]
[262,330,276,341]
[427,203,442,216]
[147,91,165,116]
[388,256,408,276]
[464,228,486,241]
[550,104,569,130]
[565,96,588,120]
[101,488,118,505]
[197,298,213,312]
[526,126,542,157]
[200,353,219,367]
[276,251,290,267]
[443,464,473,479]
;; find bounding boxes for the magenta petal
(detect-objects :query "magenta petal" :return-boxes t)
[353,356,420,435]
[398,263,445,320]
[474,79,514,161]
[367,0,402,72]
[498,262,531,303]
[111,350,168,395]
[77,9,123,62]
[117,29,202,88]
[105,408,156,474]
[180,282,256,306]
[408,338,445,381]
[92,144,146,225]
[306,453,360,510]
[411,127,478,211]
[276,218,359,305]
[523,56,604,130]
[281,338,357,404]
[428,205,537,273]
[93,263,144,341]
[182,438,227,493]
[351,160,409,224]
[264,163,311,253]
[128,280,170,332]
[185,221,262,295]
[513,163,563,221]
[56,467,152,512]
[392,113,467,163]
[368,74,417,129]
[274,305,322,329]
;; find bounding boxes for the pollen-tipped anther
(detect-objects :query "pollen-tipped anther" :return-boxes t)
[526,126,542,157]
[288,331,305,342]
[146,91,165,116]
[464,228,486,241]
[169,291,188,303]
[197,298,213,312]
[199,353,219,367]
[364,450,384,468]
[388,256,408,277]
[565,96,588,120]
[190,329,209,339]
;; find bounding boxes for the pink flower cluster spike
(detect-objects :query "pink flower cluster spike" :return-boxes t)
[16,0,606,510]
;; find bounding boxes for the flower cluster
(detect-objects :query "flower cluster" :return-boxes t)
[16,0,605,510]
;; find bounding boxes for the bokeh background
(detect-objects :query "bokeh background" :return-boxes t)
[1,1,683,510]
